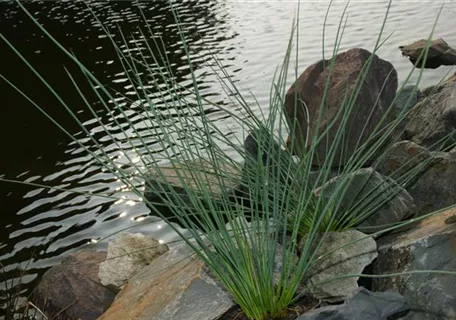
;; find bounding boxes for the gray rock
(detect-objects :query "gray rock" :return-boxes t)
[406,149,456,216]
[98,232,168,288]
[284,48,397,167]
[242,128,299,183]
[420,73,455,100]
[33,250,116,320]
[403,77,456,151]
[243,128,299,183]
[297,287,409,320]
[98,243,234,320]
[224,216,276,243]
[375,141,432,180]
[303,230,378,302]
[308,168,341,189]
[315,168,415,233]
[395,85,422,117]
[373,207,456,320]
[376,141,456,216]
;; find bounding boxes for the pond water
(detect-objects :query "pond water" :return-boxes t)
[1,0,455,303]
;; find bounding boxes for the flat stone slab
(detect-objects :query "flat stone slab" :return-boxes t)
[98,243,234,320]
[373,206,456,320]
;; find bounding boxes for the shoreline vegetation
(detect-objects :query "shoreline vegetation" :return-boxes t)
[1,0,455,319]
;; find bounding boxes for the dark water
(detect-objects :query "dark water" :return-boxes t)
[1,0,455,306]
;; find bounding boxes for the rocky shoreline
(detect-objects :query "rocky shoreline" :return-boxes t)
[27,46,456,320]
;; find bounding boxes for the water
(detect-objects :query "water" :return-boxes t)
[1,0,455,304]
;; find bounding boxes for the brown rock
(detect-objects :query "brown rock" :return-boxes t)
[33,250,116,320]
[98,244,234,320]
[284,48,397,167]
[399,38,456,69]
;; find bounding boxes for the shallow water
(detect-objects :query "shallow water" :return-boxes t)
[1,0,455,302]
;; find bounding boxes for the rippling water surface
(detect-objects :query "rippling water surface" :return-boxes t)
[1,0,455,302]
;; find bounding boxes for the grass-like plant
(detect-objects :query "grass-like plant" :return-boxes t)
[1,260,48,320]
[1,0,455,319]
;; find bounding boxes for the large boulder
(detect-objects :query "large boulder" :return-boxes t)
[302,230,378,302]
[315,168,415,232]
[98,232,169,288]
[98,243,234,320]
[372,206,456,320]
[32,250,116,320]
[284,48,397,166]
[403,75,456,151]
[297,287,409,320]
[399,38,456,69]
[376,142,456,216]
